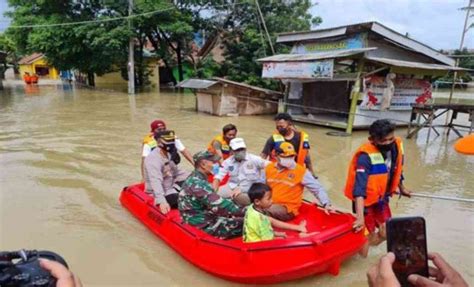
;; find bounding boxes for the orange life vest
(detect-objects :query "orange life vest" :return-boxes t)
[207,134,231,160]
[269,130,310,166]
[344,137,404,207]
[265,162,306,215]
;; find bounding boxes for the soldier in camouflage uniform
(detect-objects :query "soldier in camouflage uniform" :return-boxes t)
[178,151,246,239]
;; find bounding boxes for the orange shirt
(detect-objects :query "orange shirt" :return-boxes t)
[265,163,306,215]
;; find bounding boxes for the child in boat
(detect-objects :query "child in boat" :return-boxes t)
[243,183,308,243]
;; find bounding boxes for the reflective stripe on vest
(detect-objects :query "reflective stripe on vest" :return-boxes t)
[143,133,157,150]
[343,137,404,207]
[265,163,306,215]
[269,131,309,166]
[207,134,231,160]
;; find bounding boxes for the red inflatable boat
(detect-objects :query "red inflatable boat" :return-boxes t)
[120,183,367,284]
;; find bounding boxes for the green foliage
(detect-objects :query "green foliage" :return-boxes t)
[5,0,131,83]
[189,56,221,79]
[0,33,18,71]
[4,0,320,88]
[210,0,322,90]
[437,49,474,85]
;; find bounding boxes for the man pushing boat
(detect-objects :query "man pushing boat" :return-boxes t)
[344,119,412,255]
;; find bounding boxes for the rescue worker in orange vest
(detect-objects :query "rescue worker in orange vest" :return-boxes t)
[141,120,194,182]
[207,124,238,164]
[265,142,334,221]
[344,119,411,253]
[261,113,315,175]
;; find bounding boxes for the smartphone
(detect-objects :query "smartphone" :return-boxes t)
[386,217,429,287]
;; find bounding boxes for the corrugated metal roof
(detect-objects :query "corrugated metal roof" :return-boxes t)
[176,78,218,89]
[18,53,44,65]
[277,27,347,43]
[370,23,454,66]
[275,22,455,66]
[257,48,376,62]
[212,77,283,96]
[277,22,373,42]
[365,56,469,71]
[176,77,283,97]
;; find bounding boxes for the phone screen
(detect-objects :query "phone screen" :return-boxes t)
[387,217,429,287]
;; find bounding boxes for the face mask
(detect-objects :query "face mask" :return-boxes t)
[278,157,295,169]
[234,150,246,161]
[211,163,220,175]
[160,142,180,164]
[277,127,289,136]
[159,142,175,152]
[376,142,394,152]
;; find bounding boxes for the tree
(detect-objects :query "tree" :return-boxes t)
[207,0,322,90]
[5,0,131,86]
[435,49,473,88]
[132,0,201,84]
[4,0,321,88]
[0,33,19,78]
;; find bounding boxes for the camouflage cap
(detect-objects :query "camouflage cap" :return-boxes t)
[193,151,220,163]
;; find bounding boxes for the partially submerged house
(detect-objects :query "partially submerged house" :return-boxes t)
[18,53,59,79]
[257,22,466,132]
[177,77,283,116]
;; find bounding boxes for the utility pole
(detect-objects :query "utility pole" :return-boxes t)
[255,0,275,55]
[128,0,135,95]
[448,0,472,105]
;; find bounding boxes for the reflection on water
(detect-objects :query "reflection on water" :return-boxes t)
[1,82,473,286]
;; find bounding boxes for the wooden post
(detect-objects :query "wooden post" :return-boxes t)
[446,0,472,122]
[345,59,365,134]
[283,81,291,113]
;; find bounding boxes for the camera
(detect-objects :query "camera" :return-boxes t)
[0,250,68,287]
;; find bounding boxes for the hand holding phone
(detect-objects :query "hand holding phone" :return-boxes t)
[386,217,429,286]
[368,252,469,287]
[408,252,469,287]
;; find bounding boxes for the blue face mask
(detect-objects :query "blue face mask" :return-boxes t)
[212,163,220,175]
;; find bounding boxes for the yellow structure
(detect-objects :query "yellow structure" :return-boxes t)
[95,61,159,89]
[18,53,59,79]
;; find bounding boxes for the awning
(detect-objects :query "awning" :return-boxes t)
[365,56,469,71]
[257,48,377,62]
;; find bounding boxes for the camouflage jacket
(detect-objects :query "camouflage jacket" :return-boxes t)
[178,170,245,229]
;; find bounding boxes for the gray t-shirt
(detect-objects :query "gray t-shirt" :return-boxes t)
[144,148,189,204]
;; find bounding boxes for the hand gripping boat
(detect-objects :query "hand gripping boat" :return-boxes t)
[120,183,367,284]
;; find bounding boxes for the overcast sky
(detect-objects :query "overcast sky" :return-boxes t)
[0,0,9,32]
[313,0,473,50]
[1,0,472,50]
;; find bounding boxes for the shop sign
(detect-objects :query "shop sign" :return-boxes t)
[360,76,432,111]
[291,33,367,54]
[262,60,334,79]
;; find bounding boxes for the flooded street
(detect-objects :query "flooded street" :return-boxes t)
[1,82,473,286]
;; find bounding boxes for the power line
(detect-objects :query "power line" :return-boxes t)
[7,7,176,29]
[5,2,251,29]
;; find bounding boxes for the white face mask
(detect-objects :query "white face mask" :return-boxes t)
[233,150,246,161]
[278,157,295,169]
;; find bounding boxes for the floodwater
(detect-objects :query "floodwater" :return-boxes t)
[1,82,473,286]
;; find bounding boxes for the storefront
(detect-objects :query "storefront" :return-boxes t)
[258,22,465,133]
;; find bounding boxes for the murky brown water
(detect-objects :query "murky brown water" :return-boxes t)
[1,82,473,286]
